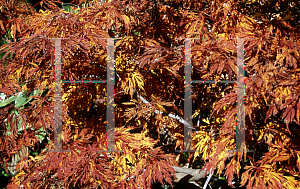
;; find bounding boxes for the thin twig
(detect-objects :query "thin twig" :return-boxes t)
[135,90,195,130]
[203,168,213,189]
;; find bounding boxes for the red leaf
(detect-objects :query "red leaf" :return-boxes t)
[283,106,295,125]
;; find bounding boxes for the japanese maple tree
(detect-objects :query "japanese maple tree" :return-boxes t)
[0,0,299,188]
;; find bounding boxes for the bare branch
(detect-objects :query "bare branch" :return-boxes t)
[135,91,196,130]
[173,166,208,182]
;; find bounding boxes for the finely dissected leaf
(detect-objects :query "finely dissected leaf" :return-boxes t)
[1,0,300,188]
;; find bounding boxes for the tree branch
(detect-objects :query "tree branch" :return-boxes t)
[203,168,213,189]
[135,91,195,130]
[172,166,208,182]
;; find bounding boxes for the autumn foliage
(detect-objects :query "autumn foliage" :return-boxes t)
[0,0,300,188]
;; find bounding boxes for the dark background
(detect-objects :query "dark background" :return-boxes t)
[27,0,78,12]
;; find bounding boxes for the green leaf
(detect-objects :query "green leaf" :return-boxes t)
[7,29,11,40]
[62,4,71,12]
[6,109,19,128]
[23,98,33,106]
[0,93,6,101]
[0,95,17,107]
[33,88,40,96]
[15,93,27,108]
[35,127,46,142]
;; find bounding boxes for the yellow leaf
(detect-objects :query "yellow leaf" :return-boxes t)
[15,67,22,79]
[257,130,264,141]
[127,154,134,164]
[203,118,210,124]
[192,110,200,118]
[10,24,16,40]
[0,20,4,31]
[122,102,136,105]
[157,104,165,111]
[121,15,130,31]
[29,62,39,67]
[122,157,127,169]
[115,39,123,47]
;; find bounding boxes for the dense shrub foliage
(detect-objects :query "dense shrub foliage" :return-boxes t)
[0,0,299,188]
